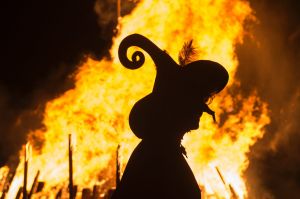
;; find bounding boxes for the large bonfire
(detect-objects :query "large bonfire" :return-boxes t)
[2,0,270,198]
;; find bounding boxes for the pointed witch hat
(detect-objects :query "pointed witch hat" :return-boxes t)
[118,34,229,139]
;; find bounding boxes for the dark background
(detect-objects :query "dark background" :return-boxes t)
[1,0,299,198]
[238,1,300,198]
[0,0,113,166]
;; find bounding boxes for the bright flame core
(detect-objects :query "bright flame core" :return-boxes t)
[5,0,270,198]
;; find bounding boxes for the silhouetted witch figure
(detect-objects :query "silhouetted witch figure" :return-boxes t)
[112,34,229,199]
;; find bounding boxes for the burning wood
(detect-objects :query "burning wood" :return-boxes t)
[28,170,40,199]
[23,143,31,199]
[115,0,122,33]
[35,182,45,193]
[55,188,62,199]
[117,0,121,21]
[116,145,121,188]
[215,166,226,186]
[15,187,22,199]
[69,134,74,199]
[0,167,9,194]
[216,166,239,199]
[0,166,17,199]
[0,167,10,199]
[73,185,78,198]
[82,188,92,199]
[229,184,239,199]
[92,185,101,199]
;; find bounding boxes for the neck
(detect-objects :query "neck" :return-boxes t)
[144,134,184,146]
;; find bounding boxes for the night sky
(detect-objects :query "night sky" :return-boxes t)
[1,0,113,165]
[1,0,300,198]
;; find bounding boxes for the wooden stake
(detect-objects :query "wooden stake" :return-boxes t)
[28,170,40,199]
[23,144,30,199]
[68,134,74,199]
[116,145,121,188]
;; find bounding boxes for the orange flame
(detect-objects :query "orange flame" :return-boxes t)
[0,166,9,196]
[5,0,270,198]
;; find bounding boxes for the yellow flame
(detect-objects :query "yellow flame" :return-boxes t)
[0,166,9,196]
[5,0,270,198]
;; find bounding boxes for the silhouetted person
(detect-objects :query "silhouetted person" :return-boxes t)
[112,34,229,199]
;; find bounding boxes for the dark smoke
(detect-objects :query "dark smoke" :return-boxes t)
[94,0,138,35]
[0,0,115,166]
[236,0,300,198]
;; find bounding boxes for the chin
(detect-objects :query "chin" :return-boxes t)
[191,126,199,130]
[181,119,200,132]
